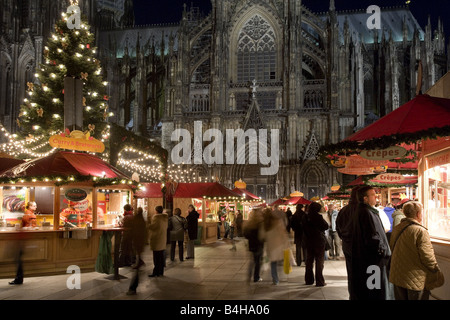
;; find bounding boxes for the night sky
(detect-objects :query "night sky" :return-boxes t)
[134,0,450,36]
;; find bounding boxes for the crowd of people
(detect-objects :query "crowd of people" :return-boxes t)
[112,187,445,299]
[117,203,199,295]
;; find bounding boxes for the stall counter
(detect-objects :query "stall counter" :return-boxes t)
[0,228,119,279]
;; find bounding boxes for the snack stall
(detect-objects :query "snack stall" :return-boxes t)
[0,151,137,279]
[318,93,450,299]
[418,136,450,299]
[173,182,242,244]
[133,182,164,222]
[232,186,265,220]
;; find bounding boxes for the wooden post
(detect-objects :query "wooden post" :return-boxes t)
[53,186,60,230]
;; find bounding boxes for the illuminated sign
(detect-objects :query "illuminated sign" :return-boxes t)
[360,146,407,161]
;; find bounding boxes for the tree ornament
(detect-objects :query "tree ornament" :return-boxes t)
[27,82,34,91]
[37,108,44,117]
[82,97,86,106]
[81,72,88,80]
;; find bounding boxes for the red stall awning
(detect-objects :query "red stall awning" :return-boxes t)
[0,151,129,179]
[134,182,164,198]
[346,94,450,142]
[174,182,241,199]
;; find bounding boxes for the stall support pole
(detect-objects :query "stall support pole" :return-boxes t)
[53,187,60,230]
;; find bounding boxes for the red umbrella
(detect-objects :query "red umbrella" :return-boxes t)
[345,94,450,142]
[0,151,129,179]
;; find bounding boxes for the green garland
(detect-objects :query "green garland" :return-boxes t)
[0,174,141,188]
[318,125,450,166]
[108,123,168,180]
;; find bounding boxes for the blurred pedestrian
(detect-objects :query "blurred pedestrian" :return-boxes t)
[127,207,147,295]
[261,208,290,285]
[119,204,134,267]
[243,208,264,282]
[236,210,244,237]
[148,206,168,277]
[186,204,199,259]
[169,208,187,262]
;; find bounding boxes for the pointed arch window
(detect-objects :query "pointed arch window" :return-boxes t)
[237,15,276,83]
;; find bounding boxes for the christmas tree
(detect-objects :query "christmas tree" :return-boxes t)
[17,11,110,146]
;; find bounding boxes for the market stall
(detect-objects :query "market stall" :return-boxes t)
[173,182,242,244]
[133,182,164,222]
[232,179,265,220]
[318,93,450,299]
[0,151,138,279]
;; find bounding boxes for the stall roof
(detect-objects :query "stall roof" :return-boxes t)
[134,182,163,198]
[174,182,241,199]
[0,157,25,174]
[232,188,261,201]
[0,151,129,179]
[345,94,450,142]
[284,196,313,205]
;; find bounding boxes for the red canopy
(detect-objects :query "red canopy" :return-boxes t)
[284,196,312,205]
[0,151,129,179]
[345,94,450,142]
[269,198,285,206]
[232,187,261,201]
[174,182,241,199]
[134,182,163,198]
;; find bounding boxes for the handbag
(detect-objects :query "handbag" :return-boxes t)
[388,222,413,270]
[322,232,331,251]
[283,249,292,274]
[425,269,445,290]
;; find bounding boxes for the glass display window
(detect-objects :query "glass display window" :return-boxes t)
[96,189,131,227]
[59,187,93,228]
[1,186,54,230]
[425,150,450,241]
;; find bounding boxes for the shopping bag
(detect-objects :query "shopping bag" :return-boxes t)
[283,249,292,274]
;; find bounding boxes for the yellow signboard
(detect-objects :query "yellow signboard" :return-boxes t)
[49,134,105,153]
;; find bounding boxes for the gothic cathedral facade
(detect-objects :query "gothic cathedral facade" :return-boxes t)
[1,0,448,202]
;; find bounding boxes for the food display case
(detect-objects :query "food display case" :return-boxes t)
[0,151,137,279]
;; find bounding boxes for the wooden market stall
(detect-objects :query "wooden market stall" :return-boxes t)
[0,151,137,279]
[319,93,450,299]
[173,182,242,244]
[232,180,265,220]
[133,182,164,222]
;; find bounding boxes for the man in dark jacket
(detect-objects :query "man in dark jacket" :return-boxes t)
[302,202,329,287]
[290,204,307,266]
[336,186,360,299]
[186,204,199,259]
[351,186,394,300]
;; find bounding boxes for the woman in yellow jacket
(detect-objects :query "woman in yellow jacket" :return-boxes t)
[389,201,443,300]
